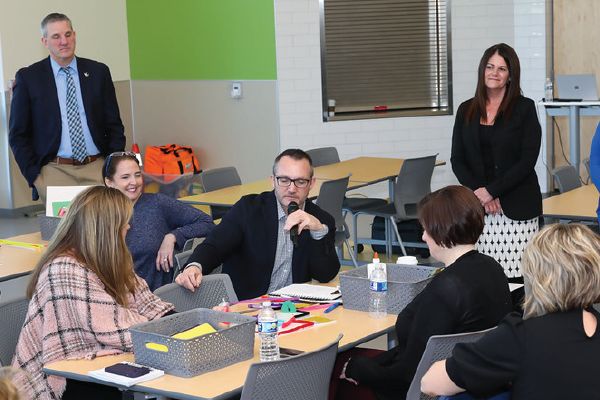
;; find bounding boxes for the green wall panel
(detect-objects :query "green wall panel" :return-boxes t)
[126,0,277,80]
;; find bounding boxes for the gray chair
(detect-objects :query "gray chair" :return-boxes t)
[582,157,591,179]
[552,165,582,193]
[315,175,359,268]
[199,167,242,220]
[172,249,194,282]
[306,147,340,167]
[305,147,387,244]
[154,274,238,312]
[406,327,496,400]
[182,237,205,252]
[240,334,342,400]
[0,294,29,367]
[349,155,437,260]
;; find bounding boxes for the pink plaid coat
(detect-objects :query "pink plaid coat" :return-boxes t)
[11,256,174,399]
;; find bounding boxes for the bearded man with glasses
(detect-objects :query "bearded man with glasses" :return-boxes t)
[176,149,340,300]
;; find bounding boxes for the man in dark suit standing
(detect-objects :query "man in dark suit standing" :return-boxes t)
[175,149,341,300]
[9,13,125,204]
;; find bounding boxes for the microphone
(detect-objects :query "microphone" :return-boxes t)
[288,201,299,247]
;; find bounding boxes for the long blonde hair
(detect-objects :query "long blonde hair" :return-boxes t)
[522,223,600,318]
[27,186,137,306]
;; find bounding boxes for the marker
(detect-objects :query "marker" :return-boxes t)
[324,302,341,314]
[248,303,282,309]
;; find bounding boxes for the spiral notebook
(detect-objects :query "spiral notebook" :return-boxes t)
[269,284,341,302]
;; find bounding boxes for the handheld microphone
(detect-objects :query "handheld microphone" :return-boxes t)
[288,201,299,247]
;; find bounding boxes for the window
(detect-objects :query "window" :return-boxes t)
[320,0,452,121]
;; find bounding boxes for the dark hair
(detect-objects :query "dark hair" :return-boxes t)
[465,43,522,124]
[273,149,314,177]
[418,185,484,247]
[102,152,140,181]
[41,13,72,38]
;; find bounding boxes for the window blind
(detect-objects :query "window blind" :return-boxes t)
[320,0,452,120]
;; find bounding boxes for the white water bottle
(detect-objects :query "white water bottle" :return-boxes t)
[258,301,280,361]
[369,262,387,318]
[544,78,553,102]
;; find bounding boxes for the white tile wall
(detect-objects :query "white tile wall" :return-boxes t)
[274,0,551,196]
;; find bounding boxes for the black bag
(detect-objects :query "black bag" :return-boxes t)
[371,216,430,257]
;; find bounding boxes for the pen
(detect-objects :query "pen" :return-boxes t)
[248,303,282,309]
[324,302,341,314]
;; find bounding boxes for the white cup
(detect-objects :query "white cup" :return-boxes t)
[396,256,418,265]
[327,99,336,116]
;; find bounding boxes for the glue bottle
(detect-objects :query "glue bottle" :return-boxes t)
[369,253,387,318]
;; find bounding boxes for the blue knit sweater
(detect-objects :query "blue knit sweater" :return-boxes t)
[126,193,214,291]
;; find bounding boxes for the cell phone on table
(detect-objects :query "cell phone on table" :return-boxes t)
[105,362,151,378]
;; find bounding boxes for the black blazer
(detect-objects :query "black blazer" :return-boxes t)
[187,191,341,300]
[451,96,542,220]
[9,56,125,199]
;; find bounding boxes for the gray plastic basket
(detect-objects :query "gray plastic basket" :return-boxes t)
[130,308,256,378]
[339,264,437,314]
[38,215,61,241]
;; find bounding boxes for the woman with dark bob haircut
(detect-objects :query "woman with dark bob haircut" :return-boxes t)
[329,185,512,400]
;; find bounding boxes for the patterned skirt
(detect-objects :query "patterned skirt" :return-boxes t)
[476,213,539,278]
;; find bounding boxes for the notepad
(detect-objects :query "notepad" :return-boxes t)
[89,362,164,387]
[269,284,341,302]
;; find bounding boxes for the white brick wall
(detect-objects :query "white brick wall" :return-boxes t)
[274,0,551,196]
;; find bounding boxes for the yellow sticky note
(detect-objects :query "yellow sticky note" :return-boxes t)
[172,323,216,339]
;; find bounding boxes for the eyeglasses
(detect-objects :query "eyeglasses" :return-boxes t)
[275,176,310,188]
[105,151,138,177]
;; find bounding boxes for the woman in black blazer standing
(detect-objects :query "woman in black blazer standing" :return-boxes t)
[451,43,542,280]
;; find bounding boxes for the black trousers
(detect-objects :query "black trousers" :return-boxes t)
[62,378,122,400]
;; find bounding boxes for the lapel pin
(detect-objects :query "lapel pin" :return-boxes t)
[84,72,89,77]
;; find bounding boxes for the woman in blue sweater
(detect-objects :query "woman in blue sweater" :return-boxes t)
[103,152,214,290]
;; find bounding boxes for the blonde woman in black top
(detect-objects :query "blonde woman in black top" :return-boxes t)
[422,223,600,400]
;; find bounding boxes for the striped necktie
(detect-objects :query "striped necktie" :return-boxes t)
[61,67,87,162]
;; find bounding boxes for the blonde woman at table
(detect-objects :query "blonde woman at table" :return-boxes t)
[422,223,600,400]
[329,185,512,400]
[451,43,542,280]
[11,186,174,400]
[103,151,214,291]
[0,368,23,400]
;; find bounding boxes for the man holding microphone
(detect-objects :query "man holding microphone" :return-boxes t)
[176,149,340,300]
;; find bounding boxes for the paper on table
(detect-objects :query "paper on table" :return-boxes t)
[88,361,164,387]
[269,284,341,302]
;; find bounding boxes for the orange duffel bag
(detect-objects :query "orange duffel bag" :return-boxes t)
[144,144,200,181]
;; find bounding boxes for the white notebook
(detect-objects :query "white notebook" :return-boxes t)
[88,362,164,387]
[269,284,341,302]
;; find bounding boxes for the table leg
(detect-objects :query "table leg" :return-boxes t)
[569,105,581,173]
